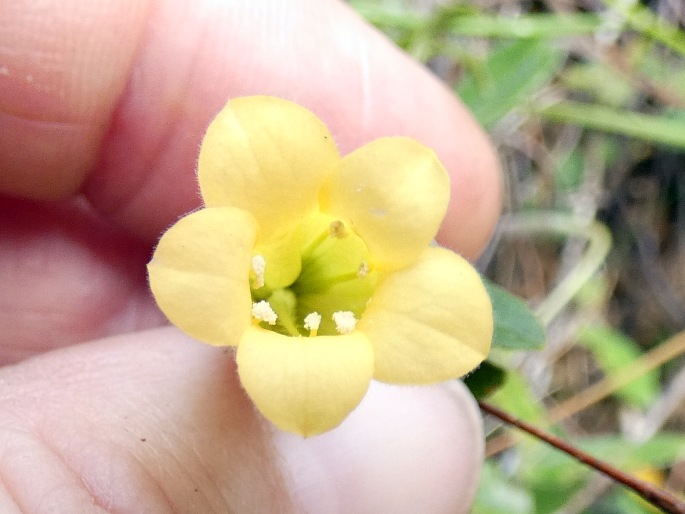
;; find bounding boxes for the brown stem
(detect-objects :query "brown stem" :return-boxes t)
[478,401,685,514]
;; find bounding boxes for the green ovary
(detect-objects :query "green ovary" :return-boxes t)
[250,213,377,336]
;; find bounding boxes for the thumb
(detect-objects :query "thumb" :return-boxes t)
[277,381,483,514]
[0,327,483,513]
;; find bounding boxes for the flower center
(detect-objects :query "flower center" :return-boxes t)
[249,213,377,336]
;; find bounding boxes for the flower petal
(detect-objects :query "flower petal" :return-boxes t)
[147,207,257,346]
[319,137,450,271]
[236,326,374,437]
[198,96,340,240]
[358,247,492,383]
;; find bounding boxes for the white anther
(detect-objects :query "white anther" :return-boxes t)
[357,261,369,277]
[252,300,277,325]
[251,255,266,288]
[304,312,322,332]
[332,311,357,335]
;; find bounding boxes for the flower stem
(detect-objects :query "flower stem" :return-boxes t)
[478,401,685,514]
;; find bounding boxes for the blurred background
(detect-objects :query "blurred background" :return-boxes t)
[350,0,685,512]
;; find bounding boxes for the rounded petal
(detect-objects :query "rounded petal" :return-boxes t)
[319,137,450,271]
[236,327,374,437]
[198,96,340,239]
[358,247,492,384]
[147,207,257,346]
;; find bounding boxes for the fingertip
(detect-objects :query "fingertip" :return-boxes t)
[274,381,484,514]
[0,0,151,198]
[435,111,503,260]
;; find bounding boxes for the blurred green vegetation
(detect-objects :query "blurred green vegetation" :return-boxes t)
[351,1,685,512]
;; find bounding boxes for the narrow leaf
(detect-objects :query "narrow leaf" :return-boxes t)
[578,325,660,409]
[457,39,565,129]
[537,101,685,150]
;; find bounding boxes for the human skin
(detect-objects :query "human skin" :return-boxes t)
[0,1,502,512]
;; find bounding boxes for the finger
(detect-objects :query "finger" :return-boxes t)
[1,0,500,259]
[0,327,483,513]
[0,0,150,199]
[0,197,164,364]
[0,327,290,513]
[276,380,483,513]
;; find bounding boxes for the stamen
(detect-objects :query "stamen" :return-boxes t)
[303,312,322,337]
[251,255,266,289]
[332,311,357,334]
[252,300,277,325]
[329,220,348,239]
[357,261,369,277]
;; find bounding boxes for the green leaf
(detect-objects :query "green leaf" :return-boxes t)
[552,146,585,192]
[516,433,685,513]
[578,433,685,468]
[603,0,685,58]
[560,62,637,107]
[536,101,685,150]
[484,278,546,350]
[456,39,565,129]
[464,360,507,398]
[578,325,660,409]
[473,461,535,514]
[350,4,602,39]
[440,12,602,39]
[489,370,548,424]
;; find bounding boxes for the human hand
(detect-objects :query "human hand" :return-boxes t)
[0,1,501,512]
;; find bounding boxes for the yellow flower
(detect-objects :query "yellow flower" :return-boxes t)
[147,96,493,437]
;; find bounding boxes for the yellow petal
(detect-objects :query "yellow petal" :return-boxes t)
[358,247,492,383]
[236,326,374,436]
[319,137,450,271]
[147,207,257,346]
[198,96,340,240]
